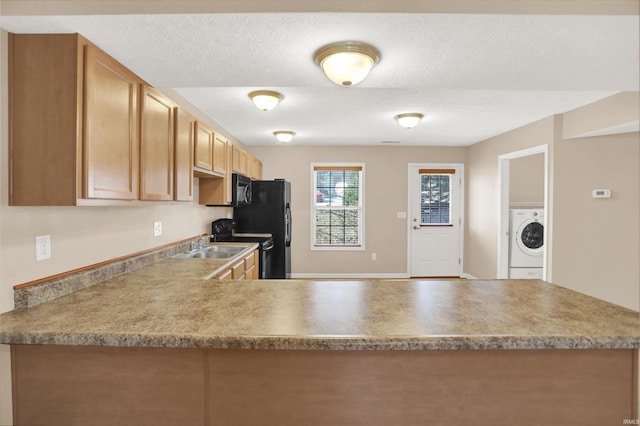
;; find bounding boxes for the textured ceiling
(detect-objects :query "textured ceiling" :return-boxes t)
[1,12,638,146]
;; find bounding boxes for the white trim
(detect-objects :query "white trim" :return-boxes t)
[407,163,465,278]
[497,144,549,281]
[460,273,478,279]
[310,162,366,251]
[291,273,410,279]
[509,201,544,208]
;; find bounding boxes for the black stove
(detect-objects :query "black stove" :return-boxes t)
[211,218,274,279]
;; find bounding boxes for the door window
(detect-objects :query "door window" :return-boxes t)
[419,169,455,225]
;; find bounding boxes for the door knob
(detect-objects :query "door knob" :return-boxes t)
[413,225,420,230]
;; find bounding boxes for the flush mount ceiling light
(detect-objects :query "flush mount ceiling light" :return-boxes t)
[313,41,380,87]
[394,113,424,129]
[273,130,296,143]
[248,90,284,111]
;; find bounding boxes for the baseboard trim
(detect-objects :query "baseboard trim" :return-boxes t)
[461,272,478,279]
[291,273,411,279]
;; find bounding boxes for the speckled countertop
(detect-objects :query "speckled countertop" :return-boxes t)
[0,256,638,350]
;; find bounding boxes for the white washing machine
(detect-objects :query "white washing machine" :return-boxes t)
[509,209,544,279]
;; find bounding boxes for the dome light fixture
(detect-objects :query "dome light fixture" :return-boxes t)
[394,113,424,129]
[313,41,380,87]
[248,90,284,111]
[273,130,296,143]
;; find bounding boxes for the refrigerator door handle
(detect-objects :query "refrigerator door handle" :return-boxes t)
[285,204,292,247]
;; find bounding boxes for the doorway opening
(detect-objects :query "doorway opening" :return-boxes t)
[497,145,549,280]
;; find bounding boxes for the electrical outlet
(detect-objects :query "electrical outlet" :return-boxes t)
[153,221,162,237]
[371,252,377,261]
[35,235,51,261]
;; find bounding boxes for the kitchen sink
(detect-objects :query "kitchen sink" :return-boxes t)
[172,245,247,259]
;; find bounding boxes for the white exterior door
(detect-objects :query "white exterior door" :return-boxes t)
[409,164,463,277]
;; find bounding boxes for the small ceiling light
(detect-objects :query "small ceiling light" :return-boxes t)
[394,113,424,129]
[313,41,380,87]
[248,90,284,111]
[273,130,296,143]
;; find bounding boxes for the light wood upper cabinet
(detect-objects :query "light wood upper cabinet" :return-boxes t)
[9,33,145,205]
[194,121,214,172]
[84,45,142,200]
[8,32,263,206]
[232,144,244,175]
[140,86,174,201]
[174,108,195,202]
[250,157,263,180]
[199,141,232,205]
[213,134,227,176]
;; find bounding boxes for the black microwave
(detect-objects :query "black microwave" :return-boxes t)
[232,173,252,207]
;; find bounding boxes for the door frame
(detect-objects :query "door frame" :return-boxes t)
[497,145,549,280]
[407,163,465,277]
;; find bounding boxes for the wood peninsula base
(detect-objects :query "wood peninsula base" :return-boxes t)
[11,345,638,426]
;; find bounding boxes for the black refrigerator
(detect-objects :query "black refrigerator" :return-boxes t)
[233,179,291,279]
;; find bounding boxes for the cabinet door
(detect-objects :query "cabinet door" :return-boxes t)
[232,144,242,174]
[213,135,227,175]
[84,44,140,200]
[224,142,233,204]
[231,261,245,280]
[216,268,232,280]
[254,250,260,279]
[174,108,194,201]
[140,86,174,201]
[250,158,263,180]
[194,122,214,171]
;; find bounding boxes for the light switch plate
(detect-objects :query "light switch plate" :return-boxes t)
[153,221,162,237]
[397,211,407,219]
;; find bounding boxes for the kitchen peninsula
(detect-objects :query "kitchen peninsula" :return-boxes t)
[0,252,638,426]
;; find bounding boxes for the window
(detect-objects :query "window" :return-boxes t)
[311,163,364,249]
[419,169,454,225]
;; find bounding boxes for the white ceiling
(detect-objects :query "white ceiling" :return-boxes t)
[1,12,638,146]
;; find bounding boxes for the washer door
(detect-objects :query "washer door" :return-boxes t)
[516,220,544,256]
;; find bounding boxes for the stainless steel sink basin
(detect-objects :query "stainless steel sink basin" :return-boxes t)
[172,245,247,259]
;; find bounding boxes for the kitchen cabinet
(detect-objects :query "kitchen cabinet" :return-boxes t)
[213,248,260,280]
[174,108,195,201]
[194,121,215,173]
[140,86,174,201]
[194,121,226,179]
[232,144,262,179]
[9,32,264,206]
[213,134,227,175]
[199,140,232,205]
[243,250,256,280]
[250,157,263,180]
[9,33,143,205]
[232,144,250,176]
[215,268,233,280]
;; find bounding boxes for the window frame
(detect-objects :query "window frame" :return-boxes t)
[310,162,365,251]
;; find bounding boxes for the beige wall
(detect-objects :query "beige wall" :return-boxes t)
[250,145,466,276]
[465,117,555,280]
[509,153,545,205]
[552,131,639,309]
